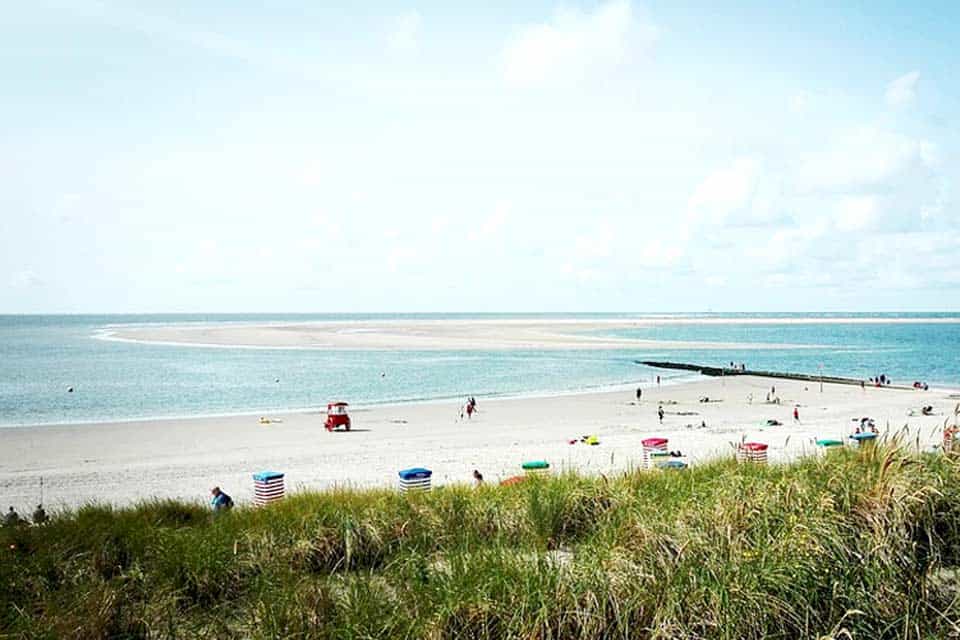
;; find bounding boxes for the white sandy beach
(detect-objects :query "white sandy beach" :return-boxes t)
[1,376,955,512]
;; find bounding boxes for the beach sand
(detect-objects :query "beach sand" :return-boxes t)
[101,316,960,351]
[1,376,955,512]
[101,318,812,350]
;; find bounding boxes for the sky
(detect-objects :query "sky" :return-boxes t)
[2,0,958,313]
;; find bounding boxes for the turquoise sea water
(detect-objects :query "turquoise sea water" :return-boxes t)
[1,313,959,427]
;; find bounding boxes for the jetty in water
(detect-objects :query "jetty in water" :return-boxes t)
[637,361,906,389]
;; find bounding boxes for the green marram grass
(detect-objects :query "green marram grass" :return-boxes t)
[4,442,960,639]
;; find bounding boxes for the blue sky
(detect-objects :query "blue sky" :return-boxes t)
[2,1,958,312]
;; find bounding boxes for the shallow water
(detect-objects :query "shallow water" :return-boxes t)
[1,313,957,427]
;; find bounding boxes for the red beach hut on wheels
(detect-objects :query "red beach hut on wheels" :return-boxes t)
[324,402,351,432]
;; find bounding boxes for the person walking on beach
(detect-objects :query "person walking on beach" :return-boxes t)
[793,406,800,423]
[657,405,664,424]
[636,387,642,401]
[656,375,661,386]
[466,400,475,419]
[210,487,233,512]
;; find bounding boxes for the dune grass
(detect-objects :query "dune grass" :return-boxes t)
[4,442,960,639]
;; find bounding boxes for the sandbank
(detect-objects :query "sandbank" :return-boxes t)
[100,318,818,351]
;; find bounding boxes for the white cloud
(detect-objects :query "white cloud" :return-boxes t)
[789,90,811,114]
[430,215,450,234]
[795,127,935,193]
[689,157,760,220]
[9,269,44,288]
[502,0,656,88]
[885,71,920,108]
[833,195,878,232]
[387,11,421,54]
[687,156,784,227]
[468,202,510,241]
[387,246,417,272]
[636,240,684,268]
[573,224,613,260]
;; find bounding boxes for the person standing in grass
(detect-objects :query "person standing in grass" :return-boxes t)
[3,506,20,527]
[210,487,233,511]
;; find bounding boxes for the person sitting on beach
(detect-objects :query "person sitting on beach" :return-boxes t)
[210,487,233,511]
[922,406,934,416]
[32,504,47,525]
[473,469,484,486]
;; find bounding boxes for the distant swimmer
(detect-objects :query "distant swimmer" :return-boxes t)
[66,386,74,393]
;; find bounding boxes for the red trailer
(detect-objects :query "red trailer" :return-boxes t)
[324,402,351,432]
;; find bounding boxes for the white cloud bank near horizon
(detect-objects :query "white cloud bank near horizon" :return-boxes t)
[1,1,958,312]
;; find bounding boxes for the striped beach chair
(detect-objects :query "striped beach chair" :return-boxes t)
[849,432,877,448]
[252,471,285,507]
[737,442,769,464]
[815,438,844,451]
[398,467,432,493]
[642,437,668,469]
[522,460,550,476]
